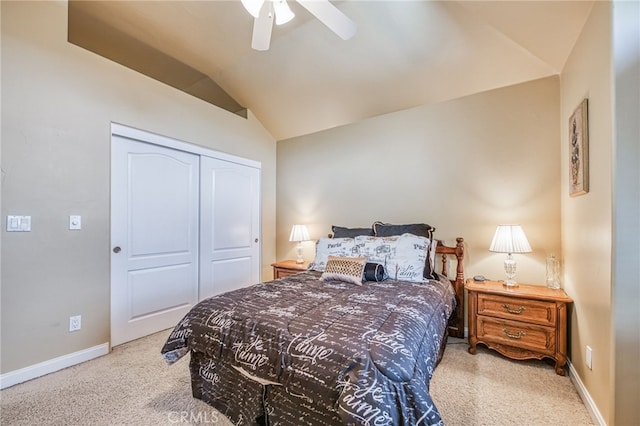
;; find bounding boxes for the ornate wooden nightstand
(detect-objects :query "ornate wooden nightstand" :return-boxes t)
[466,278,573,375]
[271,260,310,279]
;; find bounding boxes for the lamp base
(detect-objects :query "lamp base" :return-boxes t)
[295,243,304,264]
[503,279,518,288]
[503,253,518,287]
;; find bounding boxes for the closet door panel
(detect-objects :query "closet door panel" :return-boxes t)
[201,257,254,300]
[111,136,199,346]
[211,169,253,250]
[200,157,261,300]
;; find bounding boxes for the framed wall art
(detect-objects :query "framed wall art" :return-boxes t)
[569,98,589,197]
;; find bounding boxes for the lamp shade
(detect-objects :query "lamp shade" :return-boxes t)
[289,224,310,242]
[489,225,532,254]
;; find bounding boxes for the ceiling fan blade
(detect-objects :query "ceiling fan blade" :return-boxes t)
[296,0,357,40]
[251,2,274,50]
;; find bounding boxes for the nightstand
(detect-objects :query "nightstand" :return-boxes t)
[271,260,310,279]
[466,278,573,375]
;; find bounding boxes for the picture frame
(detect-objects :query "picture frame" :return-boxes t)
[569,98,589,197]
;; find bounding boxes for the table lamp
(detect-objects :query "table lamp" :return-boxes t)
[489,225,532,287]
[289,224,310,263]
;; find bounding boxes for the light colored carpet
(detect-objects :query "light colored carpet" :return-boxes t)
[0,331,593,425]
[431,340,593,425]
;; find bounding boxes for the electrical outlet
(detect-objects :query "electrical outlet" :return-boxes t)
[586,345,593,370]
[69,315,82,332]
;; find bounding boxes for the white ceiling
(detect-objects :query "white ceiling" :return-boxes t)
[73,0,594,141]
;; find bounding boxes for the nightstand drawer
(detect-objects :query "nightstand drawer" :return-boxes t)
[272,260,310,279]
[274,269,298,279]
[477,294,556,326]
[477,316,556,355]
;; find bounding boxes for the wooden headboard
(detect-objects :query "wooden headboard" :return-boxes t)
[435,238,465,338]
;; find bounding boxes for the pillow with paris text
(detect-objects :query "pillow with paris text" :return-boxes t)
[355,233,429,283]
[372,222,437,279]
[309,237,358,272]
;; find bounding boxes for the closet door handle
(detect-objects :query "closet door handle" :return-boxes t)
[113,246,121,254]
[254,238,259,243]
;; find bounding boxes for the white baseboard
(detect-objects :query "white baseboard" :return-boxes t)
[0,343,109,390]
[567,359,606,426]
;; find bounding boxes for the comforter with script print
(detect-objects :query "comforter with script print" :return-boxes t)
[161,270,456,426]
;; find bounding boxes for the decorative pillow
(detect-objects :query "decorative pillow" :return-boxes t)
[332,225,374,238]
[372,222,437,279]
[425,238,439,280]
[309,237,357,272]
[372,222,435,239]
[355,234,429,283]
[354,235,397,279]
[320,256,367,286]
[363,262,385,282]
[390,233,431,282]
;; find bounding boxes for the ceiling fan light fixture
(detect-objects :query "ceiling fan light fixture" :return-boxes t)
[241,0,265,18]
[245,0,356,51]
[273,0,295,25]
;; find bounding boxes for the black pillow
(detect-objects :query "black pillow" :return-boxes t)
[332,225,374,238]
[363,262,385,282]
[372,222,435,239]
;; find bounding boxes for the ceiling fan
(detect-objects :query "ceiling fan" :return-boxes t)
[241,0,357,51]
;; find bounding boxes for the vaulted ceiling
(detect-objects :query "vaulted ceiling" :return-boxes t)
[68,1,594,141]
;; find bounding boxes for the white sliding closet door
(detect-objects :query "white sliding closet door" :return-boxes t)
[199,156,261,300]
[110,124,261,346]
[111,136,199,346]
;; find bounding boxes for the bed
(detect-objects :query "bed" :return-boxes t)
[162,225,464,425]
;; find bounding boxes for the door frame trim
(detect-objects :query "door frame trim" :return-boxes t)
[111,123,262,170]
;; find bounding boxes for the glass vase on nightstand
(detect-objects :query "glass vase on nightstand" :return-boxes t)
[546,253,561,289]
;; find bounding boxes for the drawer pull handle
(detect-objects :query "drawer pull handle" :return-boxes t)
[502,328,526,339]
[502,304,525,314]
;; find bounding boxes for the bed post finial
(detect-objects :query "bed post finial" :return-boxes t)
[455,237,464,283]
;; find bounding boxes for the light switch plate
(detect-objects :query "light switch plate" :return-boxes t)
[7,215,31,232]
[69,215,82,230]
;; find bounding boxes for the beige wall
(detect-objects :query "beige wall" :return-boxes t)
[4,2,635,422]
[560,2,614,423]
[277,76,561,287]
[1,1,276,373]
